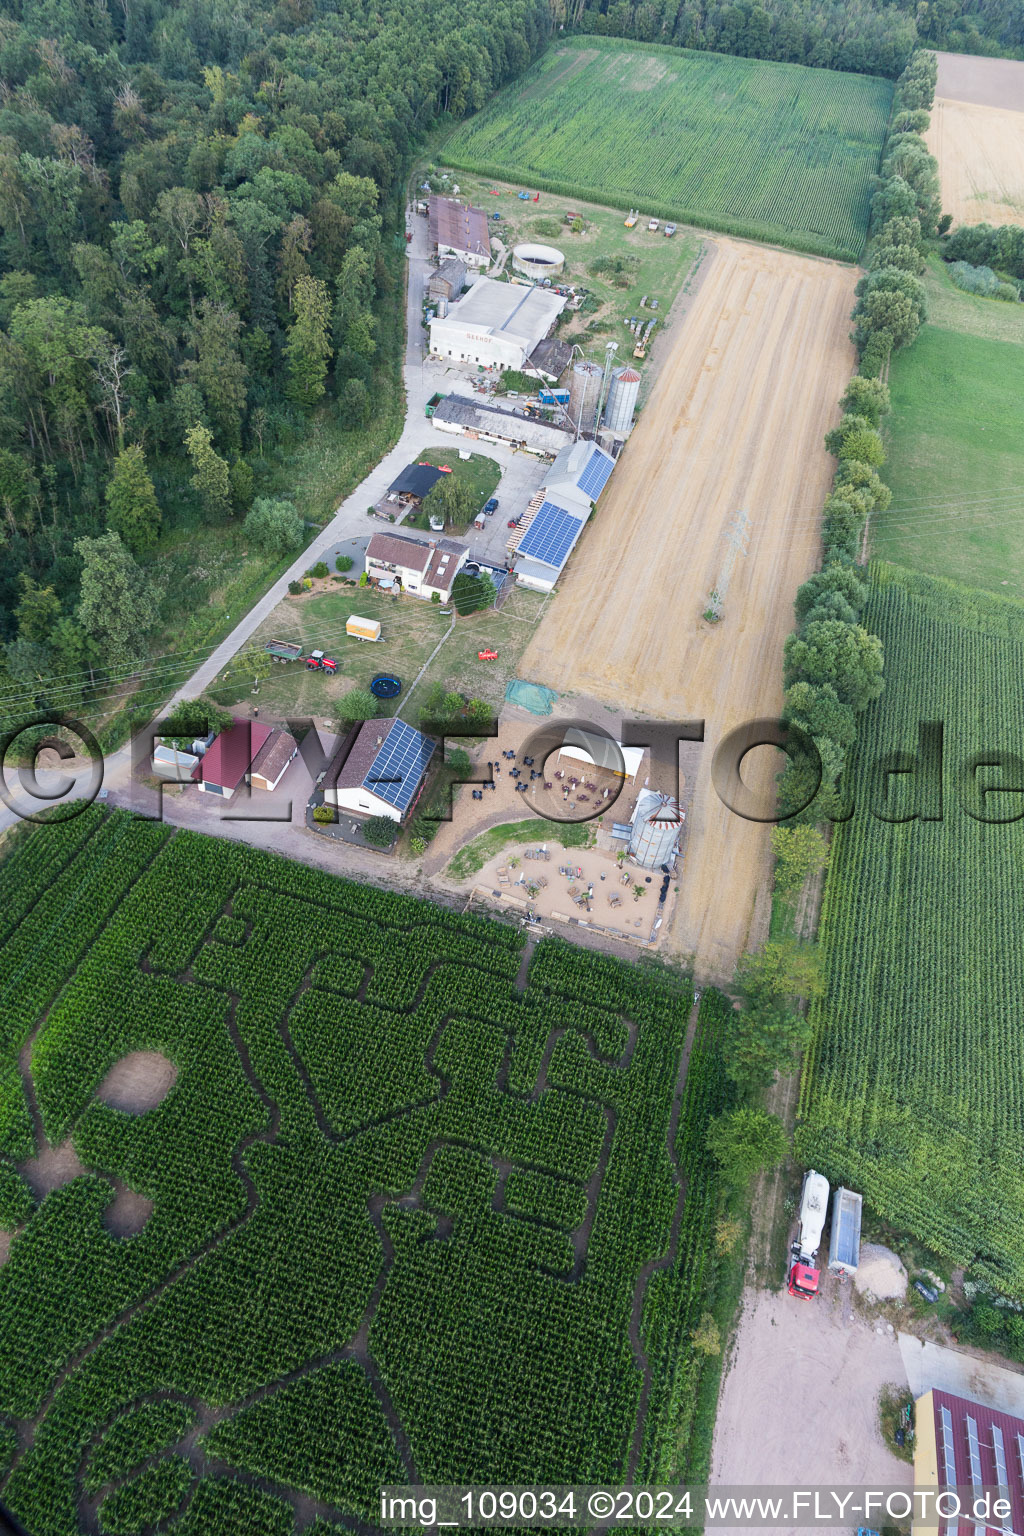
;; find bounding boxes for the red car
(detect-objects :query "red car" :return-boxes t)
[507,518,518,529]
[478,649,498,661]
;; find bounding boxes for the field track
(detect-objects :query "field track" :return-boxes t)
[519,239,858,982]
[926,53,1024,230]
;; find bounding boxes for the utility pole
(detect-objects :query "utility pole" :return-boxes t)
[705,510,751,623]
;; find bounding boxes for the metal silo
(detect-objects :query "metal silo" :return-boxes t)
[629,790,681,869]
[568,360,603,437]
[604,365,641,433]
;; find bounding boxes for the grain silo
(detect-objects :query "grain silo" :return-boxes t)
[568,360,603,437]
[603,365,641,433]
[629,790,682,869]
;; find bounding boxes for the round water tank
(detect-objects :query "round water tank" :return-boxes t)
[568,360,603,436]
[604,365,641,434]
[511,243,566,279]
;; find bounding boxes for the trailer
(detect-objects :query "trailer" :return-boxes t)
[828,1188,862,1276]
[264,640,304,663]
[425,392,444,417]
[538,389,570,406]
[346,616,382,643]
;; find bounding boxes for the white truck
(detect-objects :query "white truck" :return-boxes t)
[788,1169,830,1299]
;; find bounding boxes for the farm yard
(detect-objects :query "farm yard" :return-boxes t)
[797,564,1024,1301]
[432,170,702,371]
[0,810,733,1533]
[520,238,859,980]
[207,580,544,724]
[443,38,893,263]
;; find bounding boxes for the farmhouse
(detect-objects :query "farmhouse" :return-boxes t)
[428,197,491,269]
[192,720,273,799]
[507,440,618,591]
[431,394,573,455]
[913,1388,1024,1536]
[428,257,466,303]
[365,531,468,602]
[325,718,435,824]
[429,278,567,372]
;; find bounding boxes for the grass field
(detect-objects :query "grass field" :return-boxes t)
[797,563,1024,1298]
[0,811,732,1531]
[874,310,1024,597]
[443,38,893,263]
[210,581,544,724]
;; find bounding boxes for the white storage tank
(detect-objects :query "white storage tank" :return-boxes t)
[568,360,603,436]
[604,365,641,433]
[511,242,565,279]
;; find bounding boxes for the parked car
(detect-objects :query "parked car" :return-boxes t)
[913,1279,939,1303]
[478,649,498,661]
[483,498,499,514]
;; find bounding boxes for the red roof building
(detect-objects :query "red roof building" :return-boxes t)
[915,1387,1024,1534]
[192,719,273,798]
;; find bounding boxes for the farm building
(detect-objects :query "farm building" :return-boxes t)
[365,531,468,602]
[192,720,273,799]
[557,730,645,782]
[249,729,299,793]
[428,258,466,303]
[428,197,491,269]
[506,439,618,591]
[525,337,573,383]
[152,743,200,782]
[383,462,446,513]
[629,791,682,869]
[325,718,436,824]
[913,1388,1024,1536]
[428,278,567,372]
[431,394,573,455]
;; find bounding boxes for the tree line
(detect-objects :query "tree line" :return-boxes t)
[551,0,1021,79]
[0,0,551,723]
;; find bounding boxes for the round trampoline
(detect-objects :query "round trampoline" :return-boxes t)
[370,673,402,700]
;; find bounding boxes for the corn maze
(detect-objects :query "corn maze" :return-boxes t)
[0,811,730,1535]
[798,564,1024,1296]
[443,39,893,263]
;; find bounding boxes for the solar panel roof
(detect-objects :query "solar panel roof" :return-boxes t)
[577,447,614,501]
[364,719,435,813]
[517,500,586,571]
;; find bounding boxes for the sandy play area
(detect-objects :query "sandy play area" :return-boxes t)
[520,238,859,979]
[96,1050,178,1113]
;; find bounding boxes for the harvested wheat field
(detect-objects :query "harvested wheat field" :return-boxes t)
[927,96,1024,229]
[520,238,858,980]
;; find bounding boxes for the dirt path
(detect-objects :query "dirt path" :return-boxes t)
[520,239,859,982]
[926,96,1024,230]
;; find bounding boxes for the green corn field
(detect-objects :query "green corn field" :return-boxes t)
[0,811,731,1532]
[797,563,1024,1295]
[443,38,893,263]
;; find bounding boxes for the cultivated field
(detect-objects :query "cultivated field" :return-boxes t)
[443,38,892,262]
[926,97,1024,229]
[0,810,731,1532]
[520,239,859,980]
[798,564,1024,1299]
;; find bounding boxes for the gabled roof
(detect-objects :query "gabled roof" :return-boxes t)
[528,337,573,380]
[250,729,297,784]
[428,197,490,259]
[192,719,273,789]
[366,532,434,572]
[386,463,446,499]
[430,257,466,290]
[334,718,435,815]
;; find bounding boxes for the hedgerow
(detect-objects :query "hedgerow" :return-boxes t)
[0,814,729,1532]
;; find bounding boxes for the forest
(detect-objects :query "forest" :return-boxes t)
[0,0,550,731]
[553,0,1022,79]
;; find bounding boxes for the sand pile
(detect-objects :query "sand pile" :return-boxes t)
[854,1244,908,1301]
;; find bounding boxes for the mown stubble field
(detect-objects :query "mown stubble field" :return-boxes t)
[520,238,859,981]
[926,53,1024,230]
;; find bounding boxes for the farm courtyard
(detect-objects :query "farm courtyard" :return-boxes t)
[520,237,860,981]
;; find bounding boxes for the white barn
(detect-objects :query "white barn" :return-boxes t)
[429,279,567,372]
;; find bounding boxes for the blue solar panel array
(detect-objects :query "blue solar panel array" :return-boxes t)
[577,447,614,502]
[517,500,586,570]
[364,719,435,813]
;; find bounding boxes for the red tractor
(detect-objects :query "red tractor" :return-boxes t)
[305,650,337,673]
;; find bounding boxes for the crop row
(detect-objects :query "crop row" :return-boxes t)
[797,566,1024,1296]
[0,816,717,1533]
